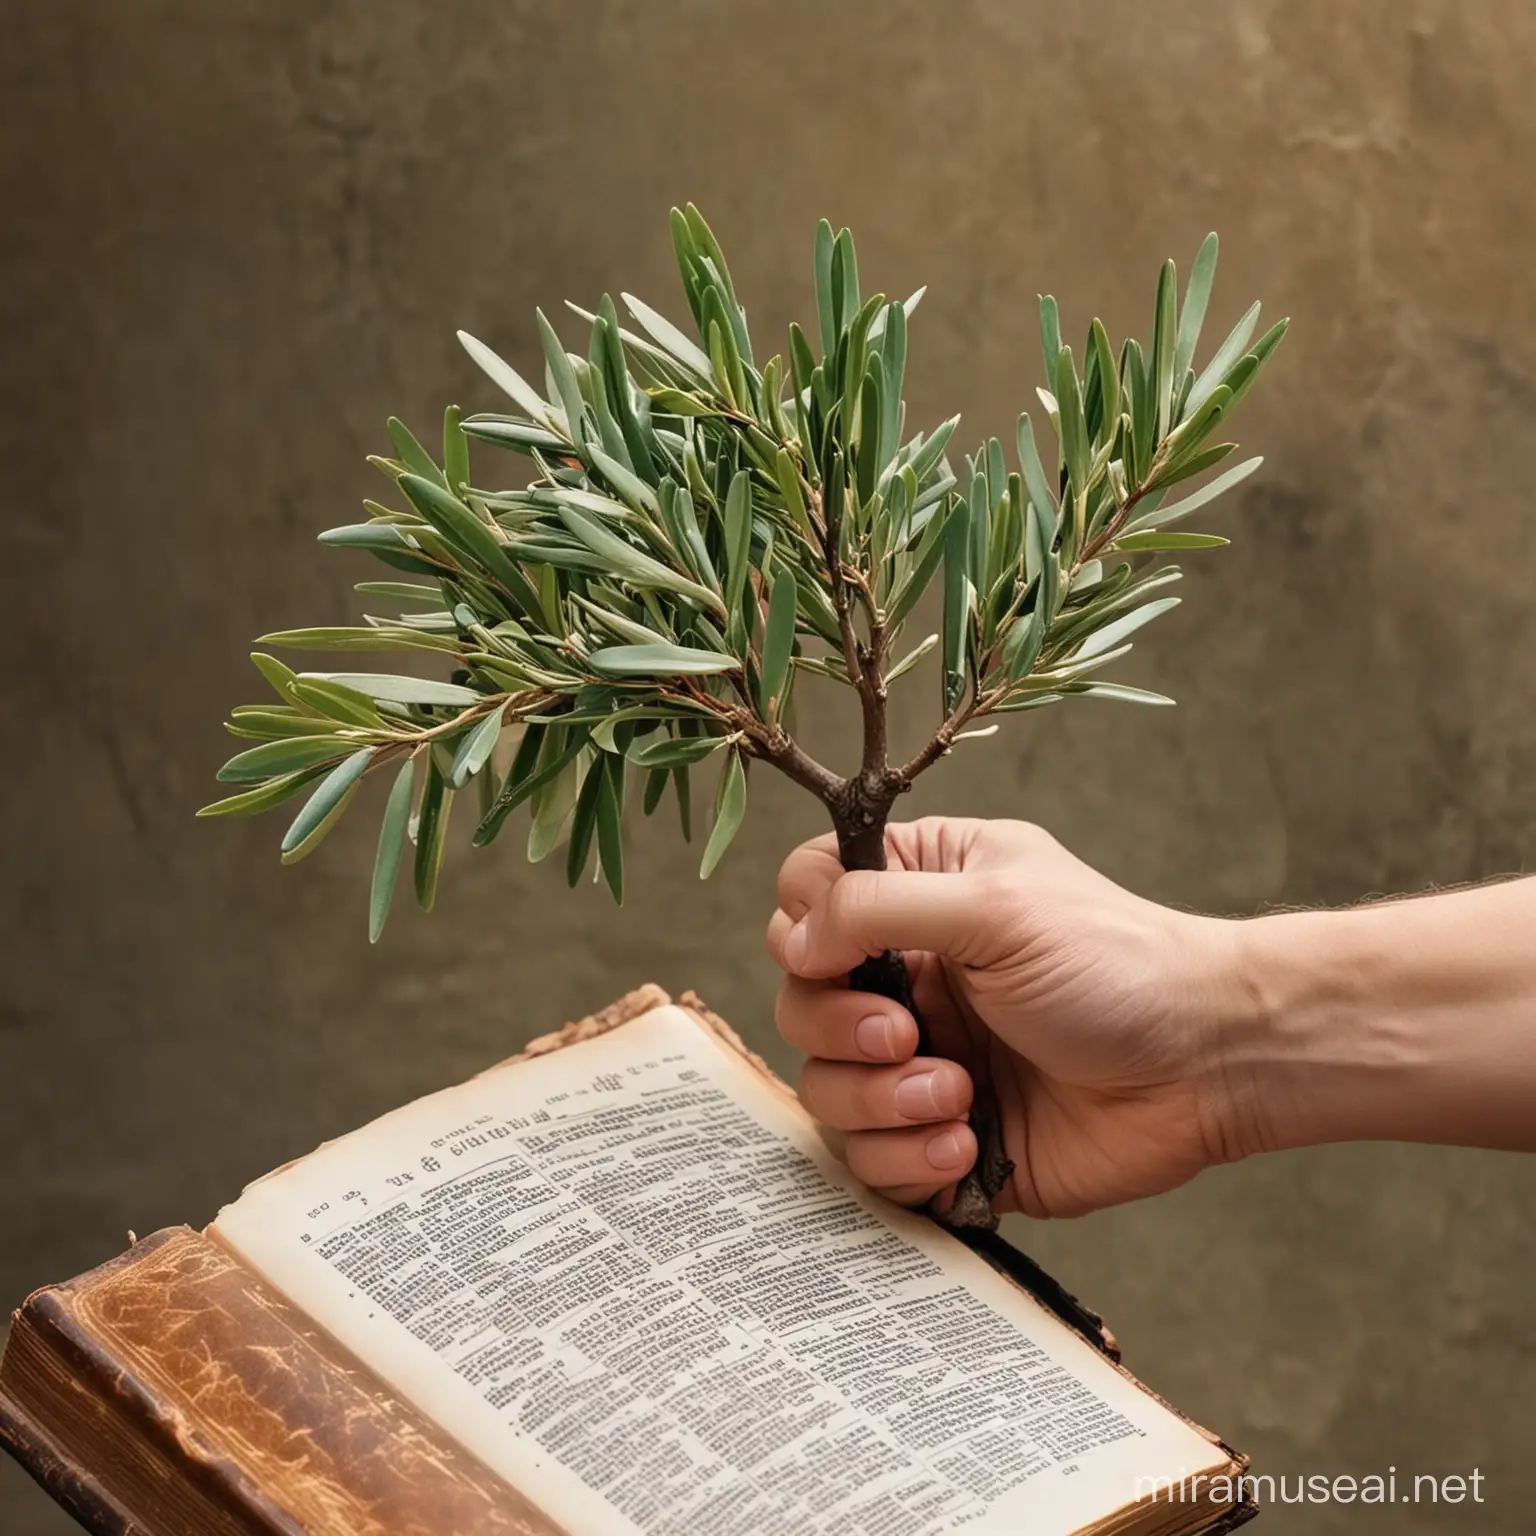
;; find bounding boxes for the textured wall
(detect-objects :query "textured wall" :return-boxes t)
[3,1,1534,1530]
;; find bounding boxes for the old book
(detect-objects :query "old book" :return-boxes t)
[2,986,1255,1535]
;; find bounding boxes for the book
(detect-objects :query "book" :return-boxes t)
[2,985,1256,1535]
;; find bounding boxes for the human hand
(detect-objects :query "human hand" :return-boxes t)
[766,817,1251,1219]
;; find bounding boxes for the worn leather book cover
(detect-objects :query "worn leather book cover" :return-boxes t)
[1,986,1257,1534]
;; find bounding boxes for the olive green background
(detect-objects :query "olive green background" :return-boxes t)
[3,1,1533,1530]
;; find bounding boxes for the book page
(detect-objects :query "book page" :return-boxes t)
[215,1006,1228,1536]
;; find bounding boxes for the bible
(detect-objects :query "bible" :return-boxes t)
[2,986,1255,1534]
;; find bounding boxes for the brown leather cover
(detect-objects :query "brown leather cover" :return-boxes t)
[2,1226,558,1535]
[1,984,1256,1533]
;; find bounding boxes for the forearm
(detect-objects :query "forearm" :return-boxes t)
[1213,879,1536,1156]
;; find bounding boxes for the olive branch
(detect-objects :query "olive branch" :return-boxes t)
[202,206,1285,1225]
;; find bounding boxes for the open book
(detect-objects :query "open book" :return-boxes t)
[1,987,1254,1534]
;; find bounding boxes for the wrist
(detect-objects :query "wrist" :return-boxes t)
[1188,907,1393,1161]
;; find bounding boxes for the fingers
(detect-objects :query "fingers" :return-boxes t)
[779,869,991,979]
[775,977,920,1063]
[797,1056,973,1132]
[844,1123,978,1207]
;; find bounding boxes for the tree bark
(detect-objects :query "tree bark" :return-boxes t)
[829,783,1013,1231]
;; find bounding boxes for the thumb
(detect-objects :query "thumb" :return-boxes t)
[779,869,991,979]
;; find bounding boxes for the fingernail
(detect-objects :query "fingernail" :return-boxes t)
[854,1015,896,1061]
[894,1072,941,1120]
[783,920,808,972]
[927,1129,968,1170]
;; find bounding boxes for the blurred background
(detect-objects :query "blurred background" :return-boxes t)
[3,1,1534,1530]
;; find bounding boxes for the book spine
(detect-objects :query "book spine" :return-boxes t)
[0,1389,148,1535]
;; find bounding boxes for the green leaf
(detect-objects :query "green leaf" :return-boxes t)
[758,570,797,721]
[557,505,723,614]
[449,705,504,788]
[1185,301,1260,418]
[1130,456,1263,530]
[443,406,470,494]
[1072,595,1182,660]
[627,733,725,769]
[289,678,389,728]
[387,418,444,487]
[1068,682,1176,706]
[1151,259,1178,439]
[596,754,625,904]
[279,780,360,865]
[460,419,568,454]
[1089,318,1120,441]
[620,292,713,378]
[814,219,837,358]
[723,468,753,623]
[281,748,373,854]
[536,308,588,444]
[398,472,543,618]
[1002,610,1044,682]
[642,765,668,816]
[1014,412,1056,524]
[250,652,301,706]
[217,736,350,783]
[941,496,971,711]
[196,765,329,818]
[315,673,483,707]
[699,750,746,879]
[886,495,954,630]
[256,626,464,655]
[457,330,555,427]
[1174,233,1219,384]
[1152,441,1236,488]
[353,581,446,605]
[472,725,589,846]
[1039,294,1062,385]
[1054,347,1089,498]
[369,758,416,943]
[672,765,692,841]
[588,643,737,677]
[566,758,604,887]
[1112,530,1230,551]
[413,753,453,910]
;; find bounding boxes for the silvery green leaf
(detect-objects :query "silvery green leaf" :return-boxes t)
[588,445,659,514]
[1174,233,1219,385]
[449,706,505,788]
[1089,319,1119,440]
[387,417,445,488]
[414,753,453,908]
[281,748,373,854]
[1039,294,1062,383]
[196,765,330,819]
[369,758,416,943]
[596,754,625,904]
[535,307,587,441]
[460,419,569,454]
[1068,682,1177,706]
[815,220,837,358]
[1184,300,1260,418]
[443,406,470,495]
[1072,595,1182,660]
[557,505,723,613]
[699,750,746,879]
[1113,530,1229,551]
[628,733,725,769]
[218,736,350,783]
[588,644,737,677]
[311,673,483,707]
[1002,610,1044,681]
[1151,259,1178,440]
[941,497,971,711]
[758,570,798,722]
[257,626,464,655]
[457,330,557,429]
[884,632,937,684]
[1130,456,1262,530]
[621,292,714,378]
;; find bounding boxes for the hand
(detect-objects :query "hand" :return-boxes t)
[766,817,1249,1219]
